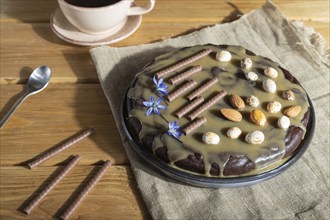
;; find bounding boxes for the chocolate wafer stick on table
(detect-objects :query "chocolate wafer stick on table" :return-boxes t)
[156,48,212,78]
[22,155,80,215]
[28,128,94,169]
[60,160,112,220]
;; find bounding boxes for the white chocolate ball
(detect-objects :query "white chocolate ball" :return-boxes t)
[245,71,258,81]
[263,79,277,93]
[278,116,290,130]
[215,50,232,62]
[227,127,242,139]
[282,90,295,101]
[202,132,220,145]
[264,67,278,78]
[267,101,282,113]
[246,95,260,107]
[245,131,265,145]
[241,57,253,70]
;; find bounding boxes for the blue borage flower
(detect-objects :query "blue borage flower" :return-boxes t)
[143,96,167,116]
[167,121,183,140]
[153,75,168,96]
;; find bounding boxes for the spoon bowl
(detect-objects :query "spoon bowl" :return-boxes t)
[0,66,52,128]
[27,66,52,93]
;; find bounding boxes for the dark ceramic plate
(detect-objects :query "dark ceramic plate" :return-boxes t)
[121,91,315,188]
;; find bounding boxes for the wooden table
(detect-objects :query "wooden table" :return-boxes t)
[0,1,328,219]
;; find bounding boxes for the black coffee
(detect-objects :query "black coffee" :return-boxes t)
[64,0,121,7]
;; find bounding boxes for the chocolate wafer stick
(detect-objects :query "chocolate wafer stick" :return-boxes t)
[28,128,94,169]
[22,155,80,215]
[187,77,219,100]
[156,48,212,78]
[60,160,111,220]
[188,90,227,121]
[182,117,207,135]
[169,65,202,85]
[167,80,197,102]
[175,96,204,118]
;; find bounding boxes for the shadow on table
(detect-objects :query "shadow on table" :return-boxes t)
[149,1,244,44]
[3,1,57,23]
[3,0,70,46]
[32,24,70,46]
[60,51,121,164]
[222,2,244,23]
[0,67,33,118]
[60,49,152,218]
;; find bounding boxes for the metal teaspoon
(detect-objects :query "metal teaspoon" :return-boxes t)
[0,66,52,128]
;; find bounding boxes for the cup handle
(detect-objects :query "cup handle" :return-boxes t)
[127,0,155,16]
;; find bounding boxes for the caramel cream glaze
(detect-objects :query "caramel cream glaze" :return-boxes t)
[126,45,310,178]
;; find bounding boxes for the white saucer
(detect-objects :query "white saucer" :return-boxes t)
[50,8,142,46]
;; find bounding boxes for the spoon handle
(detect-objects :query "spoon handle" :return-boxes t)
[0,92,30,128]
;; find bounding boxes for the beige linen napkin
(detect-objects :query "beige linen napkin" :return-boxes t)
[90,2,329,219]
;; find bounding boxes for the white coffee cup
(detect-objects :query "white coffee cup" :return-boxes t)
[58,0,155,35]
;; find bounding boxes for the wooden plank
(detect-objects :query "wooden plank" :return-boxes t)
[145,0,330,23]
[0,22,211,84]
[0,21,195,84]
[1,0,329,23]
[0,84,129,166]
[0,22,97,84]
[0,165,149,220]
[1,20,329,84]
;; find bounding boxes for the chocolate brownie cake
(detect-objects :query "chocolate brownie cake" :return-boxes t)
[125,44,311,178]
